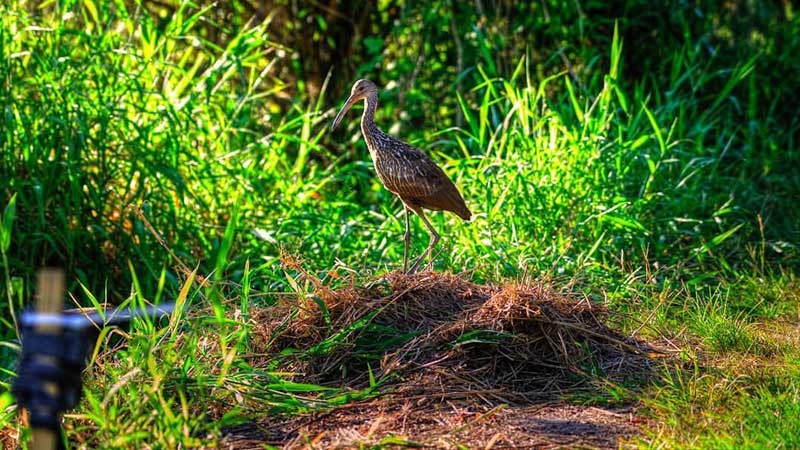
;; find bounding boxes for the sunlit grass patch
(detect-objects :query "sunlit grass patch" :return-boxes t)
[643,367,800,449]
[638,274,800,449]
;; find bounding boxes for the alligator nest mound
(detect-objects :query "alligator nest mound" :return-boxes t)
[252,260,661,401]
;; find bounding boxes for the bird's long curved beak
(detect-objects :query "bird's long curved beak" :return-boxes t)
[331,94,357,130]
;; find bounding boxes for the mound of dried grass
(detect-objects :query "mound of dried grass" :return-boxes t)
[252,258,661,401]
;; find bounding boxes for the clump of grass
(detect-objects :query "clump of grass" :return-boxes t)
[643,362,800,449]
[701,315,754,353]
[637,274,800,449]
[0,0,297,298]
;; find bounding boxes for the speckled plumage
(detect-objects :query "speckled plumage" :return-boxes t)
[332,79,471,273]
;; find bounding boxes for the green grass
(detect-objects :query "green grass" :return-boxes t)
[0,0,799,448]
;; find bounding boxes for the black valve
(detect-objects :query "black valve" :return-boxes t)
[12,304,174,449]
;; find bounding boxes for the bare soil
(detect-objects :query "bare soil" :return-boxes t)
[222,398,643,449]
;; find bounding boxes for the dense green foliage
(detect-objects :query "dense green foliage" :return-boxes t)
[2,0,798,297]
[0,0,798,448]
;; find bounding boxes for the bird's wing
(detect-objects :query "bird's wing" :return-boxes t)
[376,143,448,199]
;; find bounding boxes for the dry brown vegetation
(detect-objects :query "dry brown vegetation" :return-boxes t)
[225,259,670,448]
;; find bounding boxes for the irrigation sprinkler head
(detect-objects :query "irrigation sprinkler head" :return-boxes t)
[12,302,175,448]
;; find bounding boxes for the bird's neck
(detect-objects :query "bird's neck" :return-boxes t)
[360,92,380,140]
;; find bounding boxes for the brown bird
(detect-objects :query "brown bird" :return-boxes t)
[332,79,471,273]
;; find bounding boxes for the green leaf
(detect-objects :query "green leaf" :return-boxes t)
[215,206,239,277]
[609,21,621,79]
[600,214,649,235]
[565,77,584,123]
[310,295,331,329]
[1,193,17,253]
[642,102,666,157]
[709,223,745,248]
[83,0,100,26]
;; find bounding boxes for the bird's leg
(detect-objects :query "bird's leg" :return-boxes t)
[403,205,411,273]
[407,208,440,274]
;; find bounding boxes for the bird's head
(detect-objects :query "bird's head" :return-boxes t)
[332,79,377,130]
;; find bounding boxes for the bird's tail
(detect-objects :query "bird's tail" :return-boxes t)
[456,205,472,222]
[444,187,471,222]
